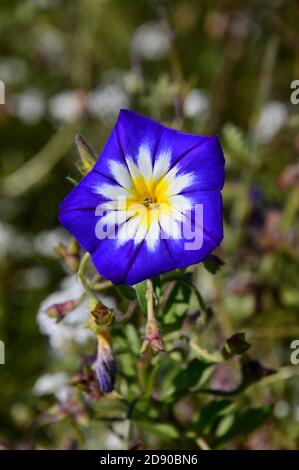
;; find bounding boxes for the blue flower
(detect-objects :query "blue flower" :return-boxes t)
[59,109,225,285]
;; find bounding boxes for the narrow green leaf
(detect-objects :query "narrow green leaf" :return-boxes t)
[174,358,211,392]
[117,284,136,300]
[134,280,148,312]
[125,324,140,355]
[212,407,271,447]
[193,400,235,436]
[65,176,78,186]
[137,422,179,441]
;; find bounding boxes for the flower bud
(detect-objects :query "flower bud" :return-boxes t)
[141,318,165,353]
[44,298,80,322]
[86,298,114,334]
[75,134,96,175]
[95,331,116,393]
[55,239,80,272]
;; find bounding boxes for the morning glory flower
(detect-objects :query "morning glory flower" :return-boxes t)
[59,109,224,285]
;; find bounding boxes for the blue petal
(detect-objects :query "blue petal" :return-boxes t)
[59,169,121,253]
[173,135,225,192]
[152,125,210,168]
[95,349,116,393]
[58,208,99,254]
[91,238,138,285]
[92,109,164,181]
[59,169,115,212]
[122,238,175,285]
[93,109,211,172]
[164,191,223,270]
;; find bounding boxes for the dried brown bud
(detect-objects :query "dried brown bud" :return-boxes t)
[141,319,165,353]
[90,303,113,325]
[44,298,81,322]
[55,239,80,272]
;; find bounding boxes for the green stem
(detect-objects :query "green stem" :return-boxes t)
[146,279,155,323]
[77,252,97,301]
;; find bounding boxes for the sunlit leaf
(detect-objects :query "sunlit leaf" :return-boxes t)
[134,280,148,313]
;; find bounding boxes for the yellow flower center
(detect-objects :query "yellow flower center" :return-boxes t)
[126,173,172,229]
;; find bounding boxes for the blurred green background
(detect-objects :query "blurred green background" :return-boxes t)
[0,0,299,450]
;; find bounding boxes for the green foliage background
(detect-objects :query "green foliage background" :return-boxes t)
[0,0,299,450]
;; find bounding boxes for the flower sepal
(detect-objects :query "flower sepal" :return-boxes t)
[75,134,96,175]
[84,298,114,335]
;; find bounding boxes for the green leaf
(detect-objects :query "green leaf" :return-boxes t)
[137,421,179,441]
[173,358,212,392]
[203,254,225,275]
[212,407,271,447]
[117,284,136,301]
[65,176,78,186]
[152,275,162,298]
[161,274,193,333]
[117,352,136,378]
[158,357,183,402]
[193,400,235,435]
[162,272,206,317]
[125,324,140,355]
[134,280,148,312]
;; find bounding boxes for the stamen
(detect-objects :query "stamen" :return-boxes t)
[143,197,153,206]
[141,196,159,209]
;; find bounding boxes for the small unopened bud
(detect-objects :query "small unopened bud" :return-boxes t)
[55,239,80,272]
[141,319,165,353]
[95,331,116,393]
[75,134,96,175]
[44,298,80,322]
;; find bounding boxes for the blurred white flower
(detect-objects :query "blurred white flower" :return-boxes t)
[0,222,32,261]
[183,88,210,119]
[29,0,58,8]
[21,266,50,289]
[123,70,144,94]
[49,90,85,122]
[33,228,69,257]
[131,21,170,60]
[33,372,71,402]
[37,275,91,353]
[0,57,27,85]
[35,28,65,63]
[13,88,46,124]
[88,84,129,123]
[255,101,288,144]
[274,400,289,418]
[104,430,124,450]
